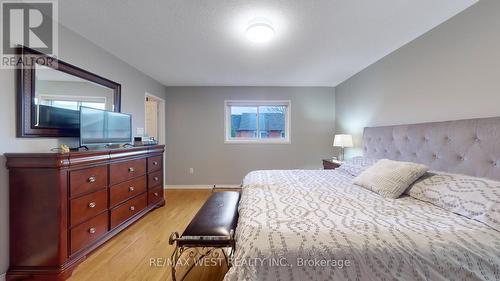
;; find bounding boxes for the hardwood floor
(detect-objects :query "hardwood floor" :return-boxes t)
[68,189,227,281]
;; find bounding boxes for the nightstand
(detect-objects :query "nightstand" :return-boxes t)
[322,159,342,169]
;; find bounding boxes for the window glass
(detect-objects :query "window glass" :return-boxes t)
[225,101,290,143]
[230,106,258,139]
[51,100,79,110]
[258,106,286,139]
[81,102,106,110]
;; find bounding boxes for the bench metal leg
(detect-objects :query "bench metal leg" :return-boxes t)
[171,247,231,281]
[169,232,181,281]
[168,231,236,281]
[181,247,216,281]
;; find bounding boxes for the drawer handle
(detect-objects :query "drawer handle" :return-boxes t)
[89,228,96,234]
[154,177,159,181]
[128,167,135,173]
[153,161,158,166]
[154,192,159,197]
[88,176,96,183]
[88,202,96,208]
[129,206,135,211]
[129,186,135,192]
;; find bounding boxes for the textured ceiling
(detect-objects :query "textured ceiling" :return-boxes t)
[58,0,477,87]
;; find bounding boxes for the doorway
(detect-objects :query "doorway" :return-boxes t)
[144,93,165,145]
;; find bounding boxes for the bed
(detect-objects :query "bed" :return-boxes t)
[225,117,500,281]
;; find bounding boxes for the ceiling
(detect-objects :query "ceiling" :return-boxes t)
[58,0,477,87]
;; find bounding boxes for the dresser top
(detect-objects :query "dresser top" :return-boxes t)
[5,145,165,169]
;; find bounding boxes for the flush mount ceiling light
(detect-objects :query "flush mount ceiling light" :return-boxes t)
[246,19,275,43]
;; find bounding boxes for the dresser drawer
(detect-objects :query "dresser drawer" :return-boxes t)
[110,176,147,207]
[109,159,146,186]
[110,193,147,229]
[147,156,162,173]
[70,212,108,254]
[148,170,163,189]
[148,186,164,205]
[70,189,108,227]
[70,166,108,197]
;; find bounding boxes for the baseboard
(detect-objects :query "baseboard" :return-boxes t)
[165,184,241,190]
[165,185,212,189]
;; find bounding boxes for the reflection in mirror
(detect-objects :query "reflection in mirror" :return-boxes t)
[34,64,115,129]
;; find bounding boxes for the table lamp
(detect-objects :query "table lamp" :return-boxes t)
[333,134,353,161]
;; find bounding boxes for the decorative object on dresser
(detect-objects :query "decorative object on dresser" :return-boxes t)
[5,145,165,281]
[333,134,353,161]
[322,159,342,170]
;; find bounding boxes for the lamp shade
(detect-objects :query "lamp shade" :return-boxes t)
[333,134,353,148]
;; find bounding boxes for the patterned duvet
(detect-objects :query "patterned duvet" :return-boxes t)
[224,169,500,281]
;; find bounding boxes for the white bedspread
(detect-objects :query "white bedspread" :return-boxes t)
[224,169,500,281]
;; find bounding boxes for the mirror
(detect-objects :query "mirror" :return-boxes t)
[17,46,121,137]
[34,65,115,129]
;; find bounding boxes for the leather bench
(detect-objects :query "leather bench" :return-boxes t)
[168,191,241,281]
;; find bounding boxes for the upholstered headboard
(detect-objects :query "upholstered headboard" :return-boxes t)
[363,117,500,181]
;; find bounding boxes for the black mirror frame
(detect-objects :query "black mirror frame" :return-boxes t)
[16,46,122,138]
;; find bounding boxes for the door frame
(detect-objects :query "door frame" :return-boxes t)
[144,92,165,145]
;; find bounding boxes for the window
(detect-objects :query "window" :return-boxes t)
[225,100,290,143]
[50,100,79,110]
[81,101,106,110]
[37,95,107,111]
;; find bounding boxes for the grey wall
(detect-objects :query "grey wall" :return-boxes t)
[0,25,167,275]
[165,87,335,185]
[335,0,500,158]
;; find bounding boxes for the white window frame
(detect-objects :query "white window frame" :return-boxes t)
[224,100,291,144]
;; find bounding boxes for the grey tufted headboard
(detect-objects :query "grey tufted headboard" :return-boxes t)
[363,117,500,181]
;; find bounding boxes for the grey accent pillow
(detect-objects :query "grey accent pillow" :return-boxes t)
[408,171,500,232]
[337,156,378,177]
[353,159,428,199]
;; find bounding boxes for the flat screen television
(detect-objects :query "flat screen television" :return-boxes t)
[80,106,132,147]
[37,105,80,129]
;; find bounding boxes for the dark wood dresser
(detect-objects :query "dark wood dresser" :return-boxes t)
[5,145,165,281]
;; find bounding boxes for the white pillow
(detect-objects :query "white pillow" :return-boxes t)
[353,159,428,199]
[408,171,500,232]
